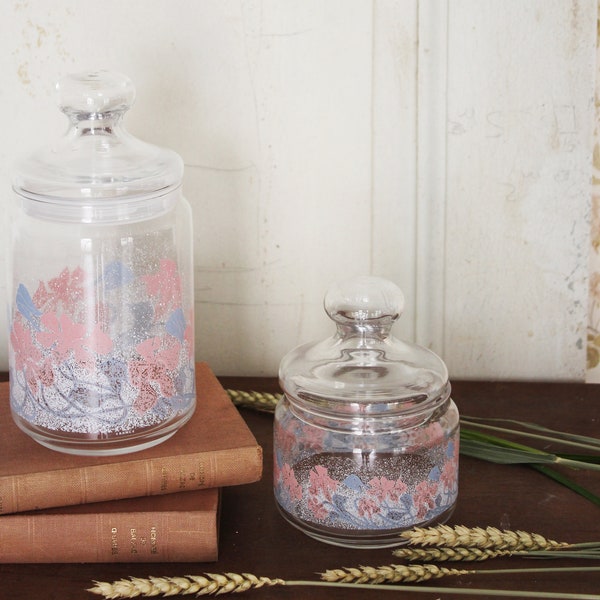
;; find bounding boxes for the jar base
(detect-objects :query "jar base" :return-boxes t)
[10,406,195,456]
[276,502,456,549]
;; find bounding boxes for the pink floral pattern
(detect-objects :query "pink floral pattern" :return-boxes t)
[11,320,42,373]
[34,267,86,320]
[413,480,440,520]
[142,259,182,319]
[368,476,408,502]
[309,466,339,502]
[274,401,459,532]
[37,312,89,364]
[9,261,194,434]
[279,463,303,502]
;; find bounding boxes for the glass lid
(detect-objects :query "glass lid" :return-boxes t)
[13,70,183,201]
[279,276,450,415]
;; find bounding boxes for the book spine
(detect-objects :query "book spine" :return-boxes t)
[0,446,262,514]
[0,509,218,563]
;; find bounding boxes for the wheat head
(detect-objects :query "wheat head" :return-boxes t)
[88,573,286,599]
[320,563,472,584]
[393,546,517,562]
[401,525,567,551]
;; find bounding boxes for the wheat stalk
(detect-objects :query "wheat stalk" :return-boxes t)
[401,525,567,550]
[88,568,600,599]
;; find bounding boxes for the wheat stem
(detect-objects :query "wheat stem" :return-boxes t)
[88,572,600,599]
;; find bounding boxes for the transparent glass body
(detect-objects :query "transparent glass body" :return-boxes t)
[8,71,196,455]
[274,276,459,548]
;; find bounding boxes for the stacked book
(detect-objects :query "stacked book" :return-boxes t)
[0,362,263,563]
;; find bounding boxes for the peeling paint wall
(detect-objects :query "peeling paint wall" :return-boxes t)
[0,1,596,380]
[586,1,600,382]
[443,1,595,381]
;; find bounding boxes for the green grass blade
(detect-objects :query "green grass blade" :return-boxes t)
[460,428,600,471]
[555,454,600,465]
[460,438,557,465]
[460,427,550,455]
[530,465,600,507]
[554,457,600,472]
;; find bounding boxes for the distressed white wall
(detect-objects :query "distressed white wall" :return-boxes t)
[0,0,596,380]
[443,1,595,380]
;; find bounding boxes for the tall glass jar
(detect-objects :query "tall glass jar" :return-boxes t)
[274,276,459,548]
[8,71,196,455]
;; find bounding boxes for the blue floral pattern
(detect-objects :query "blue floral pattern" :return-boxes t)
[9,260,195,435]
[274,401,459,532]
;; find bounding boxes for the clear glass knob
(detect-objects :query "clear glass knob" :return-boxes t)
[324,275,405,336]
[57,70,136,119]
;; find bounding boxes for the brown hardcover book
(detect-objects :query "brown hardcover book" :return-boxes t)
[0,488,220,563]
[0,362,262,514]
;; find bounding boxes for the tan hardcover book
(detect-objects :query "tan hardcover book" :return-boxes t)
[0,362,262,514]
[0,488,220,563]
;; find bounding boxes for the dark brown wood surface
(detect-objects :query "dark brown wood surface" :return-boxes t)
[1,376,599,599]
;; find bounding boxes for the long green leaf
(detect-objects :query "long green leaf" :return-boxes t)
[460,428,600,471]
[460,427,549,454]
[554,457,600,472]
[554,454,600,465]
[530,465,600,507]
[460,439,557,465]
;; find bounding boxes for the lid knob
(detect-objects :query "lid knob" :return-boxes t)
[56,70,136,119]
[324,275,405,332]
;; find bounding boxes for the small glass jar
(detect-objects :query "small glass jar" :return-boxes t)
[274,276,459,548]
[8,71,196,455]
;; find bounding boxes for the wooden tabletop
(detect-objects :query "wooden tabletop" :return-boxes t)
[1,376,599,599]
